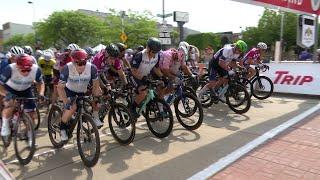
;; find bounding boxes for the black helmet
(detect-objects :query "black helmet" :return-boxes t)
[105,43,120,58]
[84,47,94,56]
[115,42,126,52]
[136,45,144,52]
[147,37,161,53]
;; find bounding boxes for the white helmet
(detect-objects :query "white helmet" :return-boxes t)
[179,41,190,52]
[23,46,33,55]
[46,49,54,57]
[257,42,267,50]
[35,50,43,56]
[43,50,53,61]
[10,46,24,56]
[67,43,80,51]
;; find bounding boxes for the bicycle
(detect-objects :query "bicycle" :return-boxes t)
[126,76,174,138]
[47,96,100,167]
[198,72,251,114]
[0,97,36,165]
[166,75,203,131]
[239,64,273,100]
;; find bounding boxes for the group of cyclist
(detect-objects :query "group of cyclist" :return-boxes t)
[0,37,268,152]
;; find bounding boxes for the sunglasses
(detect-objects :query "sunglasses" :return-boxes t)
[21,69,31,73]
[75,61,87,66]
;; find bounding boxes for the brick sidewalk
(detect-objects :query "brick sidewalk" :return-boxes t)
[211,112,320,180]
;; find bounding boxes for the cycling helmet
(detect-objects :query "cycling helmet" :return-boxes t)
[105,43,120,58]
[234,40,248,53]
[179,41,190,52]
[67,43,80,51]
[16,54,33,70]
[136,45,144,52]
[71,49,87,62]
[23,46,33,55]
[84,47,94,56]
[125,48,134,55]
[43,50,53,61]
[115,42,126,52]
[35,50,43,56]
[147,37,161,53]
[257,42,267,50]
[10,46,24,56]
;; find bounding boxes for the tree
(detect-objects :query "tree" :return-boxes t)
[185,33,220,50]
[3,33,35,50]
[35,10,109,48]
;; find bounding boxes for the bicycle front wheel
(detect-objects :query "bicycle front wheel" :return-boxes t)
[251,76,274,100]
[108,103,135,145]
[226,84,251,114]
[145,98,173,138]
[47,105,64,149]
[33,106,41,130]
[14,113,36,165]
[77,113,100,167]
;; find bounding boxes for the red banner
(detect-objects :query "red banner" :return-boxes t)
[232,0,320,15]
[255,0,320,14]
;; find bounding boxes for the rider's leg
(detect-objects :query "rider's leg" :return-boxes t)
[1,100,14,136]
[247,66,256,79]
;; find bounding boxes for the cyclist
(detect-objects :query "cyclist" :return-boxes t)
[92,43,128,86]
[57,49,102,142]
[23,46,37,64]
[0,54,44,145]
[159,48,196,98]
[136,45,144,53]
[198,40,248,99]
[130,37,165,118]
[124,48,134,66]
[188,45,200,68]
[8,46,25,64]
[38,50,56,102]
[240,42,267,79]
[84,47,95,63]
[59,43,80,70]
[115,42,131,69]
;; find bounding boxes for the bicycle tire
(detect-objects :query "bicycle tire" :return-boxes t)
[251,76,274,100]
[226,84,251,114]
[34,106,41,130]
[47,104,64,149]
[145,98,173,138]
[174,92,203,130]
[14,113,35,165]
[77,113,100,167]
[108,103,135,145]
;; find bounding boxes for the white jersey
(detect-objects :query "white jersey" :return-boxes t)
[60,62,98,93]
[213,46,240,63]
[131,49,160,77]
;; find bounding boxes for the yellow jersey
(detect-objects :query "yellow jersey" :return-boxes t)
[38,57,56,76]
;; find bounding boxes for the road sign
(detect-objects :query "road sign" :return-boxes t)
[159,32,170,38]
[120,32,127,42]
[159,38,171,45]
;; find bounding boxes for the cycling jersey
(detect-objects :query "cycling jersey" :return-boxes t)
[0,58,9,72]
[131,49,160,77]
[58,52,72,68]
[0,63,42,91]
[59,62,98,93]
[53,53,62,70]
[38,57,56,76]
[160,49,185,75]
[213,46,240,62]
[242,48,261,65]
[92,49,122,73]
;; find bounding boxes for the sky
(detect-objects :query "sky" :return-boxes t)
[0,0,266,33]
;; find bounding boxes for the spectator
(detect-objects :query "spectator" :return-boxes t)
[299,48,312,61]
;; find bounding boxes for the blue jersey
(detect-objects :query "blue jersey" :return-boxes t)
[0,58,9,72]
[0,63,42,91]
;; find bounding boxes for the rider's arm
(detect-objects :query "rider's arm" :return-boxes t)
[117,69,128,84]
[218,59,229,71]
[91,65,102,96]
[152,58,164,78]
[0,66,11,96]
[181,64,193,76]
[122,57,131,69]
[35,68,45,96]
[57,66,69,104]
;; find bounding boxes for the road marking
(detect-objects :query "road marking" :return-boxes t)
[188,103,320,180]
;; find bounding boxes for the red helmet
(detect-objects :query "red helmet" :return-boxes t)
[71,49,87,62]
[16,54,33,70]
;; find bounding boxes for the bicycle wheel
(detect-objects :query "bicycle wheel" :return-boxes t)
[33,106,41,130]
[183,86,197,96]
[174,92,203,130]
[239,77,252,98]
[145,98,173,138]
[14,113,35,165]
[251,76,274,100]
[83,98,93,114]
[98,104,109,123]
[226,84,251,114]
[198,81,215,108]
[77,113,100,167]
[108,103,135,145]
[47,105,64,148]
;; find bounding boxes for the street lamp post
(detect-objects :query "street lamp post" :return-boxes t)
[27,1,36,24]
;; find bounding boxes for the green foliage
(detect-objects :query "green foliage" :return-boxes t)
[185,33,220,50]
[3,33,35,50]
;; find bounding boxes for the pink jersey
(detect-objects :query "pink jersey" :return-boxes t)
[92,49,122,72]
[243,48,261,64]
[160,49,185,75]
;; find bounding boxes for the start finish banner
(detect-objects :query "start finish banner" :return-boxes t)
[232,0,320,15]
